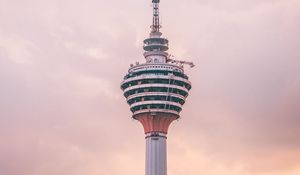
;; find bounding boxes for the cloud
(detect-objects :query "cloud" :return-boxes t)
[0,35,37,65]
[0,0,300,175]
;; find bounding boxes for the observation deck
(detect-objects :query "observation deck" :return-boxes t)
[121,63,191,120]
[143,37,169,52]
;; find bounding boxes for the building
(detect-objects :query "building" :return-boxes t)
[120,0,194,175]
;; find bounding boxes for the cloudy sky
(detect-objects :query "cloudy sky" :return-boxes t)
[1,0,300,175]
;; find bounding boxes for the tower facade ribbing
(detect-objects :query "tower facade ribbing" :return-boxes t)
[121,1,193,175]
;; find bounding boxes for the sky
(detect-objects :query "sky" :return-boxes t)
[0,0,300,175]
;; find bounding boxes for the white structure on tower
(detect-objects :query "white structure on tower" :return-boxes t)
[121,1,194,175]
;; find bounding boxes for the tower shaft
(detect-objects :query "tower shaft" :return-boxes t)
[146,132,167,175]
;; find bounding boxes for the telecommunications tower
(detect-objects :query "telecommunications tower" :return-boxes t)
[120,0,194,175]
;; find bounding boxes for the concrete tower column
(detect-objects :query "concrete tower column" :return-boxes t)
[145,132,167,175]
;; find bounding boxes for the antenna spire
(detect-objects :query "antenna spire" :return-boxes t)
[151,0,161,33]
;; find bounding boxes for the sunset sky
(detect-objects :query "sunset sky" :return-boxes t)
[1,0,300,175]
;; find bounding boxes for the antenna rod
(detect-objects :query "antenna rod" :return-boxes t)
[151,0,161,33]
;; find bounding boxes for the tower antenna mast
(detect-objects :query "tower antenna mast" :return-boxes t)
[151,0,161,33]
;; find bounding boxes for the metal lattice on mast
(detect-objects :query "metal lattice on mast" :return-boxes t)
[151,0,161,33]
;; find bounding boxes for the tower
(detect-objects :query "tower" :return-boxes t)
[120,0,193,175]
